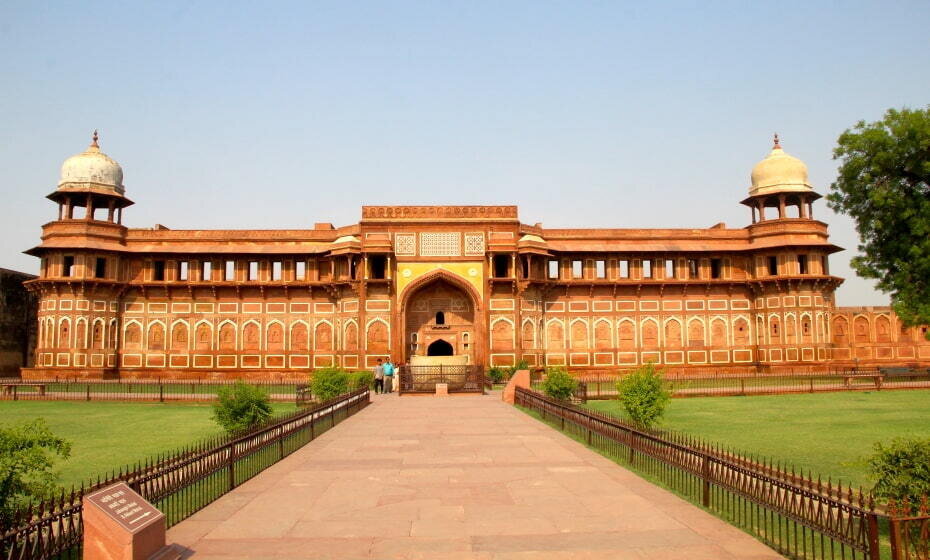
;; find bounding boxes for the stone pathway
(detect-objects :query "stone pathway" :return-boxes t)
[168,392,782,559]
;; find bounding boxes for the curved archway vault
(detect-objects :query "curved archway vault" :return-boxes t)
[402,274,479,364]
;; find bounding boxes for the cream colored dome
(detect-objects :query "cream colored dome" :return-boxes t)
[58,131,124,194]
[749,135,812,197]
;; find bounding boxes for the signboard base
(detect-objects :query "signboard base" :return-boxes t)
[83,482,170,560]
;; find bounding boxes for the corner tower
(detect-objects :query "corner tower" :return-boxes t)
[741,134,820,223]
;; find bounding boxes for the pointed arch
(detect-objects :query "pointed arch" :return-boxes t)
[569,318,589,350]
[290,320,309,352]
[663,318,682,348]
[593,318,612,350]
[107,319,118,349]
[521,319,536,349]
[640,318,659,349]
[218,320,237,351]
[768,314,781,343]
[194,320,213,351]
[58,317,71,348]
[800,312,813,342]
[366,318,389,352]
[687,317,705,347]
[491,317,515,351]
[853,315,870,343]
[617,318,636,350]
[709,317,727,347]
[832,315,849,344]
[399,269,482,312]
[342,320,358,352]
[123,320,142,350]
[92,318,105,350]
[242,320,261,351]
[546,318,565,350]
[147,320,166,351]
[74,318,88,349]
[875,315,891,342]
[733,316,751,345]
[314,320,334,352]
[171,320,190,351]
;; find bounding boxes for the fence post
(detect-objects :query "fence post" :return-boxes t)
[810,377,814,393]
[227,444,237,490]
[12,385,17,401]
[86,385,91,402]
[159,384,164,403]
[740,379,745,395]
[701,454,711,507]
[867,513,882,560]
[310,413,315,440]
[278,426,284,460]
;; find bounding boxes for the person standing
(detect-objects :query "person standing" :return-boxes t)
[383,357,394,393]
[373,359,384,394]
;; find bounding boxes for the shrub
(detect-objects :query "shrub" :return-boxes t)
[348,370,374,390]
[311,367,350,402]
[487,367,505,383]
[542,367,578,401]
[616,362,671,429]
[212,381,274,434]
[867,437,930,504]
[0,419,71,529]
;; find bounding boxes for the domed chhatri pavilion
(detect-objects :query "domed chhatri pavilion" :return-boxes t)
[22,133,930,379]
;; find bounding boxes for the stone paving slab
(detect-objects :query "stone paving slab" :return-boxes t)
[168,393,783,559]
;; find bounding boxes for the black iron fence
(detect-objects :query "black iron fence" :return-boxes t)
[0,378,303,404]
[515,386,882,559]
[0,387,370,560]
[397,365,485,395]
[572,368,930,400]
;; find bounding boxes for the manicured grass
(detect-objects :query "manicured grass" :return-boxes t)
[586,390,930,490]
[0,401,296,488]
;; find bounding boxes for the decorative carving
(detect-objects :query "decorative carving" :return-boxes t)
[367,321,388,352]
[464,233,485,256]
[394,233,416,256]
[420,232,461,257]
[171,323,188,351]
[547,322,564,350]
[290,323,308,351]
[315,322,333,351]
[219,323,236,350]
[243,323,260,351]
[688,321,705,347]
[267,323,284,352]
[491,320,513,351]
[618,321,635,350]
[854,316,870,343]
[124,323,141,349]
[665,320,682,349]
[363,206,517,219]
[344,322,358,351]
[733,318,750,345]
[594,321,611,350]
[149,323,165,351]
[642,321,658,349]
[196,323,212,350]
[571,321,588,350]
[521,321,535,349]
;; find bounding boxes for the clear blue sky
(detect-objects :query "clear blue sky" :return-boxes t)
[2,2,928,306]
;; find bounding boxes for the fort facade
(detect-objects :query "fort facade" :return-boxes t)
[22,133,930,379]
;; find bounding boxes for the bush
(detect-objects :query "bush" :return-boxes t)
[542,367,578,401]
[0,419,71,529]
[616,362,671,429]
[348,370,374,390]
[311,367,350,402]
[487,367,505,383]
[867,437,930,504]
[212,381,274,434]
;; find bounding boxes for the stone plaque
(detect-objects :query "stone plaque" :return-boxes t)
[85,483,162,534]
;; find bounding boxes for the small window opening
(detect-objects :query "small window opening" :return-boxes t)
[572,260,583,279]
[688,259,699,279]
[202,261,212,281]
[797,254,808,275]
[821,256,829,275]
[642,260,653,279]
[95,257,106,279]
[493,255,510,278]
[272,261,282,281]
[369,256,386,279]
[72,205,86,220]
[619,260,630,278]
[225,260,236,281]
[710,258,722,279]
[435,311,445,325]
[521,257,529,279]
[296,260,307,280]
[350,258,357,280]
[548,260,559,279]
[768,256,778,276]
[63,256,75,278]
[92,206,106,221]
[178,261,189,281]
[665,259,675,279]
[595,260,606,279]
[248,261,259,281]
[153,260,166,281]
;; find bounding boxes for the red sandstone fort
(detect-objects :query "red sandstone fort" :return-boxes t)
[22,133,930,379]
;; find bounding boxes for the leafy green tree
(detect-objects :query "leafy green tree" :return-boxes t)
[310,367,349,402]
[616,362,671,429]
[542,367,578,401]
[828,106,930,329]
[867,437,930,504]
[0,419,71,529]
[348,370,374,390]
[212,381,273,434]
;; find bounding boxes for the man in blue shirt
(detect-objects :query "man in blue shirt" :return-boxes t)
[382,358,395,393]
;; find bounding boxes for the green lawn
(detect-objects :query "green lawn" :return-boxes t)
[586,390,930,490]
[0,401,296,488]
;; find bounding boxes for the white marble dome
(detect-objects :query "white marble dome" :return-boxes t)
[58,132,124,194]
[749,135,812,197]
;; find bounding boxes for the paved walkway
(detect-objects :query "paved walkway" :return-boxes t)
[168,393,782,559]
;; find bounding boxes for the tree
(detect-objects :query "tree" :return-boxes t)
[541,367,578,401]
[212,381,273,434]
[616,362,671,429]
[828,106,930,329]
[0,419,71,529]
[866,437,930,504]
[310,367,349,402]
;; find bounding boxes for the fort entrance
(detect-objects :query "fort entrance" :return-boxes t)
[402,274,480,365]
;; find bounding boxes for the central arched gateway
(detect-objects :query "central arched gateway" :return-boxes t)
[399,271,483,365]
